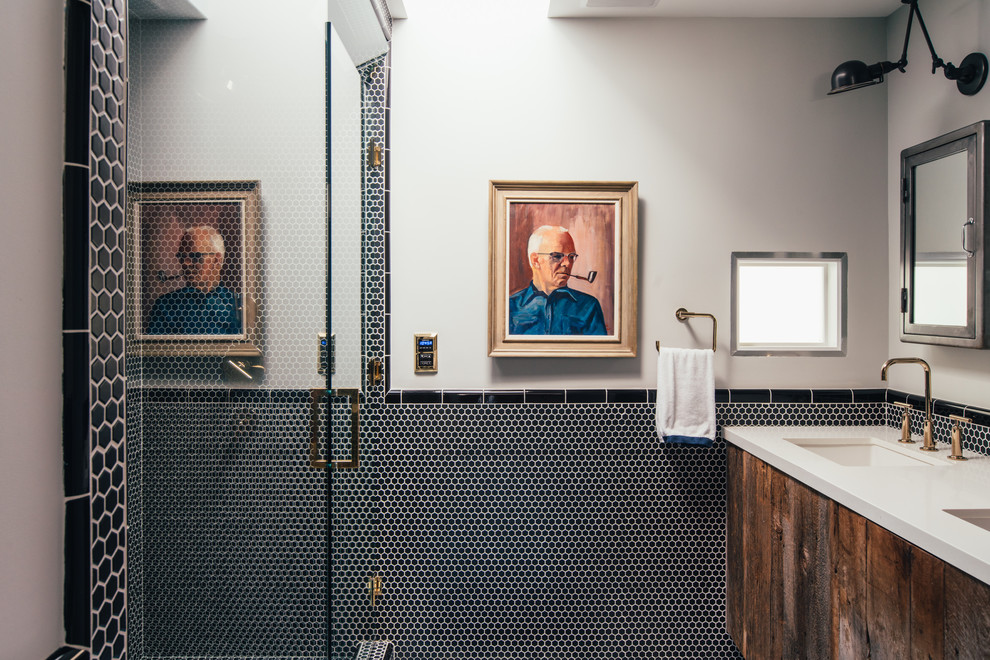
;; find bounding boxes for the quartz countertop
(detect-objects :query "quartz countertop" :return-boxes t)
[723,425,990,586]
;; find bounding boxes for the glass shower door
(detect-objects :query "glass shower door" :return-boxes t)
[125,2,338,658]
[326,2,389,656]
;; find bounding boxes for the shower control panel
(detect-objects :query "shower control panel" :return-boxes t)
[414,333,437,373]
[318,333,334,375]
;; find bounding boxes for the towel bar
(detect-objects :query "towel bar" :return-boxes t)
[656,308,717,352]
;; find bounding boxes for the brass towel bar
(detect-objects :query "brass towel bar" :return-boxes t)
[656,308,717,353]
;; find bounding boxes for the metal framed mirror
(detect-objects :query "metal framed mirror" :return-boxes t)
[900,120,989,348]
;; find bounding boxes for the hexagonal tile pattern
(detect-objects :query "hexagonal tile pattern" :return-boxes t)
[88,1,127,659]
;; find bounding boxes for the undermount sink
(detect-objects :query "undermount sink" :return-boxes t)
[784,436,946,468]
[944,509,990,532]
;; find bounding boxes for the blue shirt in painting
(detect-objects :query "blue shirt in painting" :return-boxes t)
[147,286,241,335]
[508,282,607,335]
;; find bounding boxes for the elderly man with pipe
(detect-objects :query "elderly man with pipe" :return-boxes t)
[508,225,607,335]
[146,225,241,335]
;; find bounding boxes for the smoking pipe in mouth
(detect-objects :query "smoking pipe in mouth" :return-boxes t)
[567,270,597,284]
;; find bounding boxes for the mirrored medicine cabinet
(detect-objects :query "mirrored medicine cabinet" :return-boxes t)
[900,120,989,348]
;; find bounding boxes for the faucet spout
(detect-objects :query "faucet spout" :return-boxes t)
[880,358,935,450]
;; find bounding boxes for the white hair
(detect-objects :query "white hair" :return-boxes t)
[187,225,225,258]
[527,225,570,256]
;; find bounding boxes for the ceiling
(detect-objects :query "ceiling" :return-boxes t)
[547,0,905,19]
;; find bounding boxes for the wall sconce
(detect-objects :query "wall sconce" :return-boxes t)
[828,0,988,96]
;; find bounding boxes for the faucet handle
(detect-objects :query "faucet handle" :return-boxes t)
[948,415,972,461]
[892,401,915,443]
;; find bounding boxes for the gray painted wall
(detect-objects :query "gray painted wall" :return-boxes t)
[389,7,890,390]
[0,0,67,655]
[886,0,990,409]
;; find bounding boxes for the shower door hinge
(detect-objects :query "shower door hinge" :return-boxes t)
[369,574,383,607]
[367,140,383,168]
[902,177,910,203]
[368,357,383,387]
[901,288,908,313]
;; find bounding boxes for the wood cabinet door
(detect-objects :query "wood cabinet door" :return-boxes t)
[727,447,990,660]
[771,470,831,659]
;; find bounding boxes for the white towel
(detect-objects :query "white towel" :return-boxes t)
[656,347,715,446]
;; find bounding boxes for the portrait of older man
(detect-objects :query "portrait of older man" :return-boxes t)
[508,225,607,335]
[146,225,241,335]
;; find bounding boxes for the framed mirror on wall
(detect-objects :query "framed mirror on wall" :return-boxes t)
[900,120,989,348]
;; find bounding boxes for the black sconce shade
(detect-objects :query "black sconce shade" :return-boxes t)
[829,60,883,95]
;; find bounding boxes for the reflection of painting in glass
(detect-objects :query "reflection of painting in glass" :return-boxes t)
[139,201,245,337]
[507,201,617,336]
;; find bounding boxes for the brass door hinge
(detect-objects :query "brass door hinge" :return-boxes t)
[367,140,383,168]
[369,574,383,607]
[368,357,383,387]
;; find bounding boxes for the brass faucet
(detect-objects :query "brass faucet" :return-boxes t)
[880,358,936,451]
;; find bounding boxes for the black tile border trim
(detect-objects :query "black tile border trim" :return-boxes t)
[607,389,649,403]
[887,388,990,425]
[63,0,95,654]
[134,386,990,434]
[62,333,90,497]
[484,390,524,404]
[566,389,607,404]
[64,0,90,167]
[525,389,565,404]
[853,388,886,403]
[811,389,853,403]
[442,390,484,404]
[730,388,771,403]
[63,166,90,331]
[64,498,90,646]
[363,387,990,429]
[770,389,812,403]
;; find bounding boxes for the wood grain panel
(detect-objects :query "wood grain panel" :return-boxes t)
[728,447,990,660]
[909,545,944,660]
[742,450,773,660]
[945,564,990,659]
[770,468,785,660]
[831,502,869,658]
[867,521,912,660]
[772,471,831,659]
[725,445,745,652]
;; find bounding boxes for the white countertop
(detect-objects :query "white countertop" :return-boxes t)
[723,425,990,586]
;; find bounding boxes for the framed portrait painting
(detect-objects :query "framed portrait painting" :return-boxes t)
[488,180,638,357]
[128,181,262,356]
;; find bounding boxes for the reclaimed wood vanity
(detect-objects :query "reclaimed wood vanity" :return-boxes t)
[724,427,990,659]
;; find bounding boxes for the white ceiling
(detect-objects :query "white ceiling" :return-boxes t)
[547,0,904,19]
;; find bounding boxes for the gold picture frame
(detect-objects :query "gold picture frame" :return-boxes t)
[488,180,638,357]
[128,181,262,357]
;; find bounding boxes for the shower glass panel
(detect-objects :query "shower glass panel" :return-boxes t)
[326,0,390,655]
[328,13,376,660]
[124,1,366,657]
